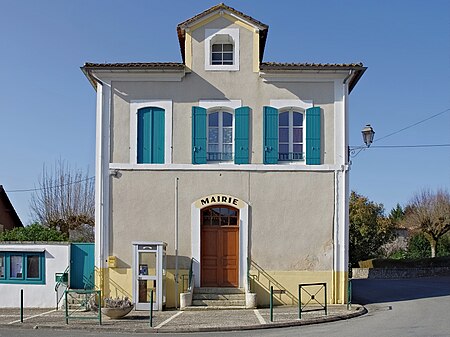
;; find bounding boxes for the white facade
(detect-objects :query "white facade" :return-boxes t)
[0,243,70,308]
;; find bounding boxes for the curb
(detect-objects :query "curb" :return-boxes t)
[1,305,367,334]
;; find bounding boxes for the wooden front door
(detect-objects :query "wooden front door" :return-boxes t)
[201,206,239,287]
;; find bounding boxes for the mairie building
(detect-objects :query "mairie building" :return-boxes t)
[82,3,366,310]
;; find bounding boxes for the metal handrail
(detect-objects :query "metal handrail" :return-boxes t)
[188,258,194,290]
[278,152,304,161]
[55,266,70,310]
[207,152,234,161]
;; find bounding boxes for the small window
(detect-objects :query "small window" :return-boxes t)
[0,252,45,284]
[211,43,233,65]
[10,255,23,279]
[202,206,239,227]
[279,111,304,161]
[0,254,5,279]
[207,111,233,162]
[205,29,239,71]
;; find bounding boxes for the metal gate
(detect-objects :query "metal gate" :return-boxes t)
[70,243,95,289]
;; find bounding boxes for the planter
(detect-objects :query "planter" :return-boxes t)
[101,304,134,319]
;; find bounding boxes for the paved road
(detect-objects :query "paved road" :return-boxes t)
[1,276,449,337]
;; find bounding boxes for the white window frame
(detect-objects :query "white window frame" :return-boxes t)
[278,109,305,162]
[205,28,239,71]
[270,99,313,164]
[129,100,172,164]
[207,109,235,163]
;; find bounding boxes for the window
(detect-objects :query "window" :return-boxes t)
[211,43,233,65]
[207,111,233,162]
[279,110,304,161]
[0,252,45,284]
[202,206,239,227]
[0,254,4,279]
[205,28,239,71]
[192,106,249,164]
[264,106,321,165]
[137,107,165,164]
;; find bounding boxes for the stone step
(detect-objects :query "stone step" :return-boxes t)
[193,287,245,294]
[192,293,245,301]
[192,299,246,306]
[183,305,247,311]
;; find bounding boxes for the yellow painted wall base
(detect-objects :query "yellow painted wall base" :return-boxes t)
[95,268,349,307]
[250,270,349,306]
[95,267,189,308]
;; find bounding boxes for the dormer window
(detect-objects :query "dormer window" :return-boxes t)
[211,43,233,65]
[205,28,239,71]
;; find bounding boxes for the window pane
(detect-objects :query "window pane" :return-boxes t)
[293,144,303,153]
[293,112,303,126]
[27,255,40,279]
[222,112,233,127]
[223,44,233,51]
[279,112,289,126]
[208,144,219,153]
[293,128,303,143]
[208,127,219,143]
[223,144,232,153]
[223,52,233,61]
[211,53,222,61]
[209,112,219,126]
[279,128,289,142]
[211,217,220,226]
[10,255,23,278]
[223,128,232,143]
[0,254,4,278]
[222,61,233,65]
[229,217,238,226]
[279,144,289,154]
[212,44,222,52]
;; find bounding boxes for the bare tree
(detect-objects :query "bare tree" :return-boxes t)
[402,189,450,257]
[30,160,95,241]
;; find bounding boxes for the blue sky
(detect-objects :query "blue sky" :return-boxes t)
[1,0,449,225]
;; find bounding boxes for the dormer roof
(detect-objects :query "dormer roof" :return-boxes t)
[176,3,269,64]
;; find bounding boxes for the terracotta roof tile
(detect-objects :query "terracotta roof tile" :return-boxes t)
[177,3,268,30]
[260,62,365,70]
[83,62,184,69]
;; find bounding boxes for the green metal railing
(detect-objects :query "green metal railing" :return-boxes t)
[55,266,69,310]
[298,282,327,319]
[64,289,102,325]
[188,258,194,290]
[347,263,353,309]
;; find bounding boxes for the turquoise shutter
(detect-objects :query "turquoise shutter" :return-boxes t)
[192,106,207,164]
[137,108,152,164]
[152,108,165,164]
[263,106,278,164]
[306,106,321,165]
[234,106,250,164]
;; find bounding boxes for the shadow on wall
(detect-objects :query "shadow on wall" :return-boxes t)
[249,259,298,306]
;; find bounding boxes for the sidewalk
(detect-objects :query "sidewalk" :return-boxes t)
[0,305,366,333]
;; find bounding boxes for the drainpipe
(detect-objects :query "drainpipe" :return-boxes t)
[175,177,179,308]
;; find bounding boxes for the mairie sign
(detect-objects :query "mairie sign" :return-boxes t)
[194,194,245,209]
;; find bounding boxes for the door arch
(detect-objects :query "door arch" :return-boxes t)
[201,206,239,287]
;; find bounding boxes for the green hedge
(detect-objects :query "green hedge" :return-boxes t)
[359,256,450,269]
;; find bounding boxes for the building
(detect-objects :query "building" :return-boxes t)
[82,3,366,309]
[0,185,24,233]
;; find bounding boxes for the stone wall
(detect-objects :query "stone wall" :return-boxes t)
[352,267,450,279]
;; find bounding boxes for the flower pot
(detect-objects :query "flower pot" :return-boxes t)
[101,304,134,319]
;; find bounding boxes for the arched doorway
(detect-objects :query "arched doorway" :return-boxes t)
[201,206,239,287]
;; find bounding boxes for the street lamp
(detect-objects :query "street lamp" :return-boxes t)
[348,124,376,160]
[361,124,375,148]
